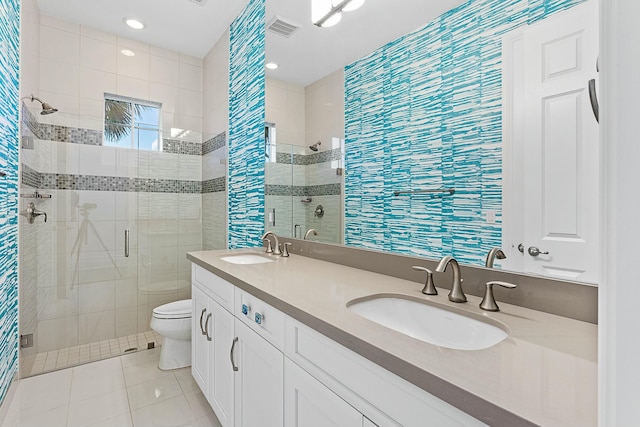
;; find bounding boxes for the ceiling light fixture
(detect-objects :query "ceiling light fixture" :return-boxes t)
[266,62,279,70]
[124,17,145,30]
[120,49,136,57]
[312,0,365,28]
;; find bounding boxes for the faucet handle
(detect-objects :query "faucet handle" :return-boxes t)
[263,238,273,254]
[480,281,517,312]
[412,266,437,296]
[280,242,292,257]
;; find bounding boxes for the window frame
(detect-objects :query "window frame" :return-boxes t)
[103,93,163,151]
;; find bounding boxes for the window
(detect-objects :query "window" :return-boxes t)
[104,94,161,150]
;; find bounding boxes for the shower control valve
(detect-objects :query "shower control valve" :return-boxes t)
[241,304,251,316]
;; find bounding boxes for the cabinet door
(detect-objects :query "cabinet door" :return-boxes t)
[208,300,235,427]
[233,319,284,427]
[284,358,362,427]
[192,286,210,394]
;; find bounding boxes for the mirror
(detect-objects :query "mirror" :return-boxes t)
[265,0,601,284]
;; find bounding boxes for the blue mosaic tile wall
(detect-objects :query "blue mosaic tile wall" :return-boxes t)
[0,0,20,404]
[228,0,265,249]
[344,0,587,265]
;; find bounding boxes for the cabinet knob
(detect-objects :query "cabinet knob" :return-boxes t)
[242,304,251,316]
[255,312,264,325]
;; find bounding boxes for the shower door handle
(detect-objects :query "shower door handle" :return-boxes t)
[124,229,130,258]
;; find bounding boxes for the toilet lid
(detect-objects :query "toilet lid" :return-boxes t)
[153,299,192,319]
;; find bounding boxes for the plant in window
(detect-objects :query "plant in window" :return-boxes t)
[104,98,146,143]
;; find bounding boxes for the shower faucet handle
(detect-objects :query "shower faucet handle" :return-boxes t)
[22,202,47,224]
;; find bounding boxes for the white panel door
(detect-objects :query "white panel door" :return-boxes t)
[522,0,600,283]
[234,319,284,427]
[208,300,235,427]
[284,358,362,427]
[192,286,210,395]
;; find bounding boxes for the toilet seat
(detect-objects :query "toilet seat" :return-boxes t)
[153,299,192,319]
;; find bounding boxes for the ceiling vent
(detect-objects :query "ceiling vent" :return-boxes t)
[188,0,207,5]
[267,15,301,38]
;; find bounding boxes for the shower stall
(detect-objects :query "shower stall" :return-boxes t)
[18,103,225,377]
[17,0,231,376]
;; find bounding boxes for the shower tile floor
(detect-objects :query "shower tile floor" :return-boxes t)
[3,347,221,427]
[22,331,164,377]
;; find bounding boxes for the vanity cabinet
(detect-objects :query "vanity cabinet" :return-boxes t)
[192,264,485,427]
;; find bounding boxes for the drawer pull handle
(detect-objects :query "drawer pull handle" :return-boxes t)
[205,313,212,342]
[242,304,251,316]
[199,308,207,335]
[255,312,264,325]
[230,337,239,372]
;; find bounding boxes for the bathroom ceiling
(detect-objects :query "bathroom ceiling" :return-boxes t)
[37,0,465,86]
[36,0,250,58]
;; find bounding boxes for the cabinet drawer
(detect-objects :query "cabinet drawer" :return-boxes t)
[235,288,285,351]
[285,318,489,427]
[192,265,234,312]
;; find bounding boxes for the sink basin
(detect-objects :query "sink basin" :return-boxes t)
[219,254,274,265]
[347,296,508,350]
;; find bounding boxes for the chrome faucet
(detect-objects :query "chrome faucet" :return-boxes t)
[261,231,281,255]
[304,228,318,240]
[485,248,506,268]
[435,256,467,303]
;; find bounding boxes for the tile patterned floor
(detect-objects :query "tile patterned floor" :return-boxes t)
[22,331,164,378]
[2,348,222,427]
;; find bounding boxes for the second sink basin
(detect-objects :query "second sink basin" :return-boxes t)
[348,295,508,351]
[220,253,274,265]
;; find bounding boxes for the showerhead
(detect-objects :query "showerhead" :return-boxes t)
[309,141,321,151]
[28,95,58,115]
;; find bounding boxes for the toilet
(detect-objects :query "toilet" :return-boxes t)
[150,299,192,370]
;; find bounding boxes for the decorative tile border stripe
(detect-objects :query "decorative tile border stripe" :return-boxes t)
[228,0,266,249]
[275,148,342,166]
[22,117,226,157]
[21,164,41,188]
[202,176,226,193]
[202,132,227,155]
[38,123,103,146]
[0,0,21,404]
[21,103,39,136]
[266,183,341,197]
[39,173,202,193]
[163,139,203,156]
[21,164,226,194]
[344,0,587,266]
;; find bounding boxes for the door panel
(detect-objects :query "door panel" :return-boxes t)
[234,319,284,427]
[522,0,600,283]
[284,358,362,427]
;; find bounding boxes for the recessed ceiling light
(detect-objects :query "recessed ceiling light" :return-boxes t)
[124,17,145,30]
[121,49,135,57]
[266,62,279,70]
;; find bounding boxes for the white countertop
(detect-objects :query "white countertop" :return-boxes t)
[188,248,597,427]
